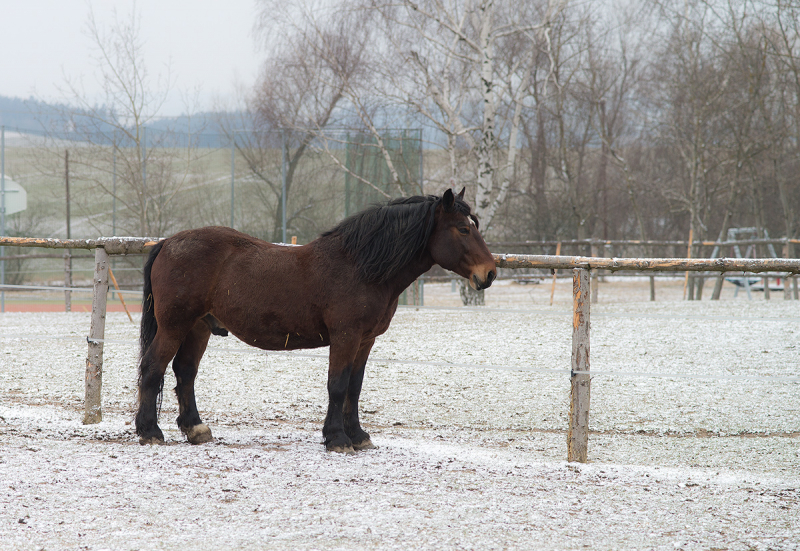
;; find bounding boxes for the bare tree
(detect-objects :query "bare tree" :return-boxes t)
[588,3,650,243]
[543,3,600,241]
[43,5,206,238]
[760,0,800,253]
[647,1,733,250]
[243,0,402,241]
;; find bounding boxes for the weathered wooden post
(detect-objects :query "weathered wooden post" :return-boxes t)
[568,267,591,463]
[84,246,109,424]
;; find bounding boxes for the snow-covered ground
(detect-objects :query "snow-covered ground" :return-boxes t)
[1,280,798,550]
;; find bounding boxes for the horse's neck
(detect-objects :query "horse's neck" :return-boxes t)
[387,254,434,297]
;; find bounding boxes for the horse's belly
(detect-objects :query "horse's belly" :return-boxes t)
[227,327,330,351]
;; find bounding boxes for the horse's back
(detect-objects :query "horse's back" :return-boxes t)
[156,226,297,265]
[150,227,299,311]
[157,226,270,259]
[150,227,337,344]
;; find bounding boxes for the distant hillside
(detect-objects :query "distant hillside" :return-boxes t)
[0,96,64,133]
[0,95,244,138]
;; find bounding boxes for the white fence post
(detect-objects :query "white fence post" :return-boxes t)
[84,246,109,424]
[568,268,591,462]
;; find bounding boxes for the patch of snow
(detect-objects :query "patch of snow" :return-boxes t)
[1,288,799,550]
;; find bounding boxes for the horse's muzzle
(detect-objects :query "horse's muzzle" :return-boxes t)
[470,270,496,291]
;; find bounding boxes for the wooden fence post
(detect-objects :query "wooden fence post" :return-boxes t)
[84,246,109,424]
[568,268,591,462]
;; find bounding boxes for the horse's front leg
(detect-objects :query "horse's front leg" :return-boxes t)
[343,338,376,450]
[323,334,362,453]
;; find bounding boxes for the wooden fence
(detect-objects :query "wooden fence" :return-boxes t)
[2,235,800,462]
[494,255,800,461]
[490,238,800,302]
[0,237,158,424]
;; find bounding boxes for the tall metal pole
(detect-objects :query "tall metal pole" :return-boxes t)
[111,145,117,301]
[65,150,71,236]
[141,126,147,234]
[112,146,117,236]
[281,129,287,244]
[230,134,235,229]
[64,150,72,312]
[1,125,5,312]
[344,132,351,217]
[418,128,424,194]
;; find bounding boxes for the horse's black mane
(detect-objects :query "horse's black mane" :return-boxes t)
[322,193,474,284]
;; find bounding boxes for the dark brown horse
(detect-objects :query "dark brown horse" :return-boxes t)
[135,188,496,452]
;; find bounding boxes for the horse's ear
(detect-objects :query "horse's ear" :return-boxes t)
[456,187,465,201]
[442,188,455,212]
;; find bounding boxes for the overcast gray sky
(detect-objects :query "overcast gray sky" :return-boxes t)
[0,0,262,117]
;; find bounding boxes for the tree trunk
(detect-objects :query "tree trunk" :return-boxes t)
[459,280,485,306]
[474,0,496,223]
[533,111,550,240]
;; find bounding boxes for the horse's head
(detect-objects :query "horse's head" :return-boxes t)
[428,188,497,291]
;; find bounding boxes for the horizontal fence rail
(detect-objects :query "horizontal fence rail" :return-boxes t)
[494,253,800,274]
[488,238,800,248]
[0,236,160,254]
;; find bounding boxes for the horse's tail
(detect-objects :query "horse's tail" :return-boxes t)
[138,240,166,420]
[139,240,164,359]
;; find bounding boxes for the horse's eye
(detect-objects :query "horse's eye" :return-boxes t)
[458,227,470,235]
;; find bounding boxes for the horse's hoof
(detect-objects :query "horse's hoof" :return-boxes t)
[353,439,376,451]
[138,435,165,446]
[327,444,356,455]
[182,423,213,444]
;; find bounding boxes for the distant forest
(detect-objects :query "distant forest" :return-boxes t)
[0,96,61,132]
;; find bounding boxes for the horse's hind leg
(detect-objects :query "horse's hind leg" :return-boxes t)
[136,334,182,445]
[172,322,213,444]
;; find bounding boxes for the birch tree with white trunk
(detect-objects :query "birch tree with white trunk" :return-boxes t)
[368,0,565,231]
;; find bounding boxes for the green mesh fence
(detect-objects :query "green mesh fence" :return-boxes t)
[344,129,423,216]
[0,124,424,288]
